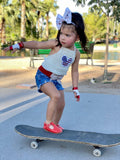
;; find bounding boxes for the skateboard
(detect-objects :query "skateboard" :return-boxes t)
[15,125,120,157]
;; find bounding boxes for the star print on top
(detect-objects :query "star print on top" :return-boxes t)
[62,56,72,66]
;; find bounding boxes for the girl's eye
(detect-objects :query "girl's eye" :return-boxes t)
[66,34,70,37]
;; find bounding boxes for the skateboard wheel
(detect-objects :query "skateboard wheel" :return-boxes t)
[30,141,39,149]
[93,148,102,157]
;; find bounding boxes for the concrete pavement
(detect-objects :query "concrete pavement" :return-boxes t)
[0,87,120,160]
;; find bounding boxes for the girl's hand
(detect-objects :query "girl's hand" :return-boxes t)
[4,42,24,54]
[73,87,80,102]
[4,47,17,54]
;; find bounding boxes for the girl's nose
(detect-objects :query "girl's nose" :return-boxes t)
[61,34,65,40]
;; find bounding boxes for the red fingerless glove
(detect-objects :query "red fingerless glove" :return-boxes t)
[9,42,24,50]
[72,87,80,101]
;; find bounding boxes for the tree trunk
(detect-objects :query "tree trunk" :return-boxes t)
[37,11,40,38]
[46,12,49,39]
[1,18,5,44]
[104,16,109,79]
[21,0,26,41]
[21,0,26,57]
[1,18,6,56]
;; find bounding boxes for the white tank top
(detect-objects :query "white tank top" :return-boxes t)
[42,47,76,75]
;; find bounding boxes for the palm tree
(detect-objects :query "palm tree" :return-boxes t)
[12,0,52,41]
[43,0,59,39]
[0,0,15,55]
[1,0,58,45]
[12,0,35,41]
[0,0,8,45]
[0,17,5,45]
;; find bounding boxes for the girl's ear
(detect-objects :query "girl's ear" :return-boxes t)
[76,35,79,41]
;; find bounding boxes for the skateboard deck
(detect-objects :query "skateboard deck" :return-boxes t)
[15,125,120,157]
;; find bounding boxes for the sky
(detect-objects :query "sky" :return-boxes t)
[50,0,89,28]
[57,0,89,14]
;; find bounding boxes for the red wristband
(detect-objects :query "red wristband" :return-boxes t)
[72,87,78,90]
[9,42,24,50]
[9,46,13,50]
[18,42,24,49]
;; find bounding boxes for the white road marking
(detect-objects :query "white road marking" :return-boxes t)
[0,96,49,123]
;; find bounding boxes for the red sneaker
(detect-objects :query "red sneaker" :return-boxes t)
[57,124,64,130]
[43,122,62,134]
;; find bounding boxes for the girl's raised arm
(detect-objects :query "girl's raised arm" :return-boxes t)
[4,39,57,54]
[22,39,57,49]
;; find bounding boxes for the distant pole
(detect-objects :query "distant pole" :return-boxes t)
[104,16,109,79]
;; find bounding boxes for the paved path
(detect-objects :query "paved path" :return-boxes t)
[0,88,120,160]
[1,56,120,70]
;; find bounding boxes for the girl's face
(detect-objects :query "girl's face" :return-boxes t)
[59,24,78,50]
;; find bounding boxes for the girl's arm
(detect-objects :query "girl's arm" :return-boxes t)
[22,39,57,49]
[71,49,80,88]
[4,39,57,53]
[71,49,80,101]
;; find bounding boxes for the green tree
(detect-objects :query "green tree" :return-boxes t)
[111,0,120,22]
[12,0,40,41]
[83,9,106,41]
[11,0,58,40]
[1,0,58,51]
[73,0,120,79]
[88,0,120,79]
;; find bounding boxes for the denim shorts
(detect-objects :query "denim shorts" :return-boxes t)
[35,69,64,93]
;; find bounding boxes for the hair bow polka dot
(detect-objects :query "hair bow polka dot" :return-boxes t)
[56,7,74,30]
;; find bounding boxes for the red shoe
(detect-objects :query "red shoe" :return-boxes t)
[57,124,64,130]
[43,122,62,134]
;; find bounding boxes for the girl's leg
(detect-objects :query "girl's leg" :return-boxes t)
[53,90,65,125]
[40,82,62,124]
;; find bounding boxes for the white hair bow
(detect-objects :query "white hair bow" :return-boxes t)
[56,7,74,30]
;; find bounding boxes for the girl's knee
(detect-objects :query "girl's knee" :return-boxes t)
[51,92,61,102]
